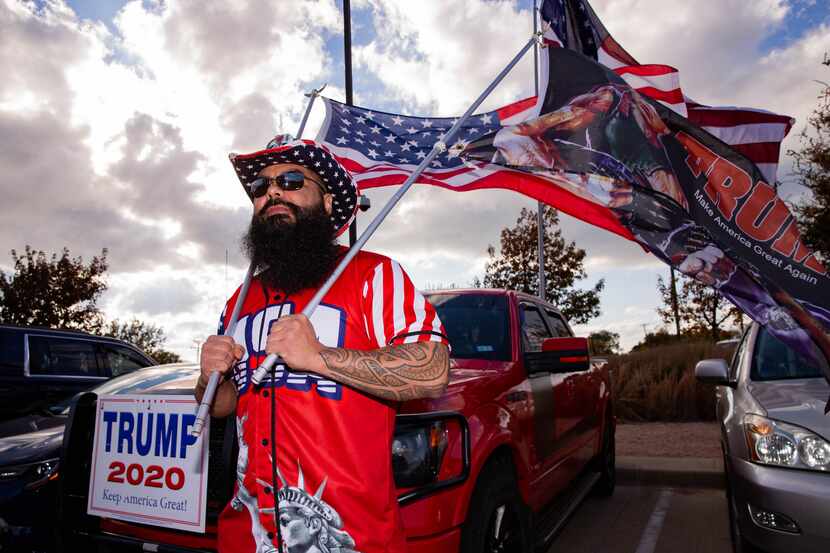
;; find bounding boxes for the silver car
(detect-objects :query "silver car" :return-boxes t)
[696,322,830,553]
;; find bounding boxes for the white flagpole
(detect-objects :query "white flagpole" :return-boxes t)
[191,87,326,437]
[533,0,547,301]
[250,32,543,386]
[296,84,327,139]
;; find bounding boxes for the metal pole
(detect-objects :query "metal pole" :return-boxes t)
[191,263,255,437]
[349,210,357,246]
[296,84,326,140]
[344,0,354,107]
[537,202,546,299]
[250,32,542,386]
[344,0,358,247]
[533,0,546,301]
[670,266,680,336]
[533,0,539,94]
[192,89,325,437]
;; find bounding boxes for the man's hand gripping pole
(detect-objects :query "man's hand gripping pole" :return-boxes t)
[190,264,255,438]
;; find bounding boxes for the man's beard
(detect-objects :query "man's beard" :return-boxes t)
[242,199,340,296]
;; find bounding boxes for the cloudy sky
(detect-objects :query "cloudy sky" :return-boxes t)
[2,0,828,359]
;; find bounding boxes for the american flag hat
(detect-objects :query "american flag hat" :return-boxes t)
[229,134,358,237]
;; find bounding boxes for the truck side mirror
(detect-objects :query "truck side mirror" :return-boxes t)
[540,337,590,372]
[694,358,731,386]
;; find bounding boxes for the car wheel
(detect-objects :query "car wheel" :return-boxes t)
[460,456,532,553]
[724,450,764,553]
[593,414,616,497]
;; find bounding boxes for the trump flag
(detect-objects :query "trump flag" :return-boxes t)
[458,47,830,384]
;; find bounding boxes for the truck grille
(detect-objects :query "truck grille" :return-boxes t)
[205,415,236,521]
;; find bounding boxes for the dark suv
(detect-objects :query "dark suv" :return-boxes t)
[0,325,155,420]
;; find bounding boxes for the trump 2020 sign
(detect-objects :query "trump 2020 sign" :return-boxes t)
[87,395,209,533]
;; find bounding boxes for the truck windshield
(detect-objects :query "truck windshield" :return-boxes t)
[751,328,824,381]
[426,293,510,361]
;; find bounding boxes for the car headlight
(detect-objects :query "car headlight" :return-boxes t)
[744,414,830,472]
[0,458,60,490]
[392,421,448,488]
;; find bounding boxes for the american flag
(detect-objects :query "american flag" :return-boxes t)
[316,95,635,240]
[686,103,794,184]
[539,0,794,183]
[538,0,686,114]
[317,96,537,190]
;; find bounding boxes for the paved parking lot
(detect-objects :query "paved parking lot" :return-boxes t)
[548,485,732,553]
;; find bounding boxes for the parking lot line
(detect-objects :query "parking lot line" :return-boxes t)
[548,485,731,553]
[634,489,672,553]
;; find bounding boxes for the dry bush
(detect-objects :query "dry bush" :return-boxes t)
[608,340,734,421]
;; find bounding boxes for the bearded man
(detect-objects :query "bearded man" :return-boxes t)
[194,135,450,553]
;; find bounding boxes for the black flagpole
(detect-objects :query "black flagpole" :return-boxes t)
[344,0,357,246]
[533,0,546,301]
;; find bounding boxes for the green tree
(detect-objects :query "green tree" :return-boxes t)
[789,56,830,260]
[483,206,604,324]
[105,318,182,364]
[152,350,183,364]
[656,273,742,341]
[0,246,108,332]
[589,330,620,355]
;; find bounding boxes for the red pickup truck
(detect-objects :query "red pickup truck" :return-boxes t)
[58,288,615,553]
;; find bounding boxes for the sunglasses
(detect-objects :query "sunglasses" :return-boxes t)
[248,170,326,198]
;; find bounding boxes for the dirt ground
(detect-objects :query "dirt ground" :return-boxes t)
[615,422,722,458]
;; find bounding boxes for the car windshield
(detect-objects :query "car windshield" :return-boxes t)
[751,328,825,381]
[46,364,198,416]
[426,293,510,361]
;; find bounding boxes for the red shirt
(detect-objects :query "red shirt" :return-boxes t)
[217,249,448,553]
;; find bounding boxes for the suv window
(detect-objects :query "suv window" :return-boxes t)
[520,304,552,353]
[28,336,102,377]
[750,327,824,381]
[543,309,571,338]
[0,329,23,373]
[99,344,152,377]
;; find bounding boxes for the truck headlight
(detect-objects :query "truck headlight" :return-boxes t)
[744,414,830,472]
[392,421,448,488]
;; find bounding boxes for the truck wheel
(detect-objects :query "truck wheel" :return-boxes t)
[593,415,615,497]
[460,456,532,553]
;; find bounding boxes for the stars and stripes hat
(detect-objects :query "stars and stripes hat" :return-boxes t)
[229,134,358,237]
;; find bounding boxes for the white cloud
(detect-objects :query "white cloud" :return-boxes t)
[99,0,343,205]
[3,0,827,359]
[352,0,536,115]
[0,0,342,358]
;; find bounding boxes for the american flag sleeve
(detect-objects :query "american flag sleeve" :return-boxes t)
[360,258,450,349]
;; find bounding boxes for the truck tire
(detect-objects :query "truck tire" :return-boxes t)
[460,456,532,553]
[593,413,615,497]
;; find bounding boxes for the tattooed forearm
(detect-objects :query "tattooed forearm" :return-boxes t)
[319,341,450,402]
